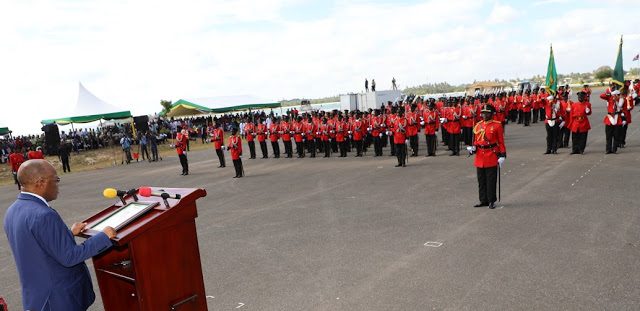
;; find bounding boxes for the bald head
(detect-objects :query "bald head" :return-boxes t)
[18,160,59,201]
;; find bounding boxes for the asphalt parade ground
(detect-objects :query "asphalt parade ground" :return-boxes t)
[2,89,640,310]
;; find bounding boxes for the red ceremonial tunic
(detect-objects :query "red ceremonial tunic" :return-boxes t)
[212,128,224,149]
[473,120,506,168]
[568,101,592,133]
[228,135,242,160]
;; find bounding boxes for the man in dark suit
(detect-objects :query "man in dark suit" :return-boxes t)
[4,159,116,311]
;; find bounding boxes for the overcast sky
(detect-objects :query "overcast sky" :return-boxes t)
[3,0,640,135]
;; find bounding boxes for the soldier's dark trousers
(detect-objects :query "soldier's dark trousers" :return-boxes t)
[354,139,363,156]
[621,124,628,146]
[523,112,531,126]
[373,136,383,156]
[151,145,158,161]
[477,165,498,204]
[605,125,621,153]
[316,138,323,153]
[389,140,396,156]
[395,143,406,166]
[539,107,546,121]
[449,133,460,155]
[426,134,437,156]
[339,141,347,157]
[307,139,316,157]
[284,140,293,157]
[323,141,331,157]
[545,124,559,153]
[248,141,256,159]
[409,135,418,156]
[271,141,280,158]
[462,127,472,145]
[260,141,268,158]
[179,154,188,174]
[233,159,243,177]
[572,130,588,154]
[216,148,225,166]
[296,141,304,157]
[532,109,539,123]
[561,127,571,147]
[517,110,523,124]
[331,139,338,153]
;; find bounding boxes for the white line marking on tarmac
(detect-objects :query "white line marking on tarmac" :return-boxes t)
[206,296,214,299]
[424,242,443,247]
[236,303,245,308]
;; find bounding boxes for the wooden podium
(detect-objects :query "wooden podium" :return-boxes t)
[80,187,208,311]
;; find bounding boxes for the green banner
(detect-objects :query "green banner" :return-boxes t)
[612,35,624,89]
[545,44,557,96]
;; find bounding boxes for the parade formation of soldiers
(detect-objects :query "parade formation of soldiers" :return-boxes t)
[172,79,638,208]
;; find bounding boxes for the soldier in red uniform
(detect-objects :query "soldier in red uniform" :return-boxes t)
[305,115,317,158]
[559,92,572,148]
[223,128,243,178]
[406,104,420,156]
[351,113,365,157]
[256,118,269,158]
[293,116,305,158]
[461,99,475,146]
[392,109,408,167]
[212,123,225,167]
[27,147,44,160]
[175,126,189,175]
[522,90,533,126]
[244,119,257,159]
[422,102,440,156]
[371,110,384,156]
[566,91,592,154]
[543,95,561,155]
[280,116,293,158]
[620,85,635,148]
[320,118,331,158]
[9,148,25,187]
[335,115,348,157]
[269,117,281,158]
[468,105,506,209]
[445,99,462,156]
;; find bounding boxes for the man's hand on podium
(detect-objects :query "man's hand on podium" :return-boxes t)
[71,222,87,236]
[102,226,117,239]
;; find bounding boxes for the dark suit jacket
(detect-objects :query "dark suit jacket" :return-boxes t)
[4,193,113,311]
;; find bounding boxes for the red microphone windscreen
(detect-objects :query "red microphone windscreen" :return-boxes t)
[139,187,152,197]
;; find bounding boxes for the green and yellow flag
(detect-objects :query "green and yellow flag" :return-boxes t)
[612,35,624,90]
[545,44,557,96]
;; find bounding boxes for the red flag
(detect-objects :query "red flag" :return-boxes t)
[633,54,639,61]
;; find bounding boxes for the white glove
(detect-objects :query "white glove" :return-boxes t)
[239,155,243,159]
[381,124,386,127]
[463,116,468,119]
[316,132,320,135]
[290,131,294,134]
[559,121,565,129]
[623,120,627,126]
[439,117,445,123]
[302,133,305,136]
[252,133,256,136]
[348,131,352,134]
[435,131,438,136]
[466,146,474,155]
[405,139,409,145]
[566,107,571,112]
[523,104,526,108]
[330,130,335,133]
[420,121,425,126]
[498,157,505,167]
[387,131,392,135]
[329,138,332,142]
[222,146,228,150]
[379,133,383,137]
[585,108,590,114]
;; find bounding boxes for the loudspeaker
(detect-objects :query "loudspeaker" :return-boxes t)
[133,116,150,136]
[41,123,60,156]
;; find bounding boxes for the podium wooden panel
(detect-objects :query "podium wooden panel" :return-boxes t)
[80,187,208,311]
